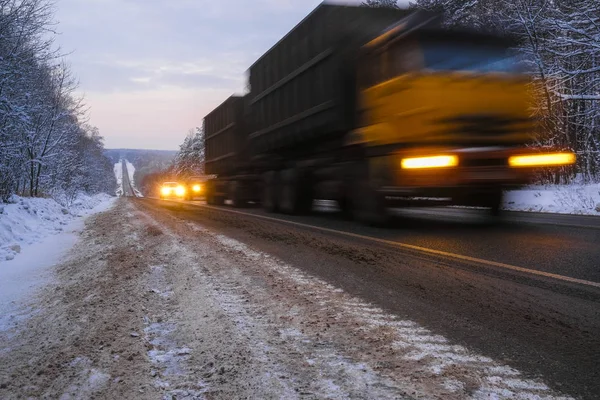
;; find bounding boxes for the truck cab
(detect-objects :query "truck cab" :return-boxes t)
[348,14,575,222]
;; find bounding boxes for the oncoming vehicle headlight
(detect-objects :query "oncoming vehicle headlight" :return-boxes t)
[401,155,459,169]
[192,184,202,193]
[161,187,171,196]
[508,152,576,168]
[175,186,186,196]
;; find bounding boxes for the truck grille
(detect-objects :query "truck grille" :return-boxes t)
[440,114,532,137]
[461,158,508,168]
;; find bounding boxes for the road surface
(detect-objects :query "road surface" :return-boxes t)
[141,197,600,399]
[121,161,137,197]
[2,197,598,399]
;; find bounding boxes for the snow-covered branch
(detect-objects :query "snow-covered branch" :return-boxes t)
[0,0,116,201]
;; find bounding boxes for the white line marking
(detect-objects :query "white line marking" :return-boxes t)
[155,199,600,289]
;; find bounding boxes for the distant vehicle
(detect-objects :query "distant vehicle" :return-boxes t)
[182,175,211,200]
[202,4,576,224]
[160,182,186,199]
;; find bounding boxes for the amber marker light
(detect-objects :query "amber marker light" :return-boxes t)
[508,153,576,168]
[192,184,202,192]
[401,155,459,169]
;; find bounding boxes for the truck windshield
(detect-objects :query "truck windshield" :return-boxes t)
[420,40,521,73]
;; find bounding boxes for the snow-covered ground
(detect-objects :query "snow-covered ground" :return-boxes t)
[505,183,600,215]
[0,193,114,262]
[114,161,123,197]
[0,193,116,331]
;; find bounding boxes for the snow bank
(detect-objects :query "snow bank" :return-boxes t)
[114,161,124,197]
[126,160,135,186]
[505,184,600,215]
[0,192,115,332]
[0,193,114,262]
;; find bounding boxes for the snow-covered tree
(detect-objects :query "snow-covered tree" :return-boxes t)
[0,0,115,201]
[172,127,205,178]
[363,0,401,8]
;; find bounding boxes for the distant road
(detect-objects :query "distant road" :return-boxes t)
[121,161,137,197]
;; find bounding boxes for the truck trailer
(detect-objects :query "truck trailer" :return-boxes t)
[203,3,575,225]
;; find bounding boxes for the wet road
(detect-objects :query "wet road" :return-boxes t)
[139,198,600,399]
[121,161,137,197]
[166,199,600,284]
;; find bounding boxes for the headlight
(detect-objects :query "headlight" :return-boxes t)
[175,186,186,196]
[161,187,171,196]
[508,152,576,168]
[401,155,459,169]
[192,184,202,192]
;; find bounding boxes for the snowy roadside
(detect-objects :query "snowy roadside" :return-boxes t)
[504,183,600,215]
[0,193,115,262]
[0,193,116,331]
[114,161,124,197]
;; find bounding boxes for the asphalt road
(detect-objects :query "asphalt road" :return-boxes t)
[137,198,600,399]
[255,201,600,285]
[121,161,137,197]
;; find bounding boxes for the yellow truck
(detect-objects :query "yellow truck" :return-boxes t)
[204,6,575,225]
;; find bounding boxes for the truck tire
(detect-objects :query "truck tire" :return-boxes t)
[338,197,352,219]
[230,181,246,208]
[280,168,312,215]
[351,161,389,227]
[214,195,225,206]
[206,181,215,205]
[339,171,356,219]
[263,171,280,213]
[488,191,504,217]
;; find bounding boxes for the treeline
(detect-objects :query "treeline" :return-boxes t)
[0,0,115,203]
[139,127,205,196]
[368,0,600,183]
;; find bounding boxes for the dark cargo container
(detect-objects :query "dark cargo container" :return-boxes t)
[247,4,409,155]
[204,95,247,176]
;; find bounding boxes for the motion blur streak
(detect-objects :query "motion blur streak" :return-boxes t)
[401,155,459,169]
[508,153,577,168]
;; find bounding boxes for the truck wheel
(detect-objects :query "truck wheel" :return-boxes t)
[263,171,280,213]
[214,195,225,206]
[488,191,504,217]
[338,197,352,220]
[339,174,355,220]
[206,182,215,205]
[280,168,312,215]
[353,180,389,227]
[230,181,246,208]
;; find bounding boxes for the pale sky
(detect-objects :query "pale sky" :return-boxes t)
[54,0,410,150]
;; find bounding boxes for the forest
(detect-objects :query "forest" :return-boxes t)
[0,0,115,203]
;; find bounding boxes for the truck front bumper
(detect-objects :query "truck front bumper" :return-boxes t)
[376,146,575,207]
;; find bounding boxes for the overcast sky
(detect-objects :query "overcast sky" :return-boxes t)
[54,0,410,150]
